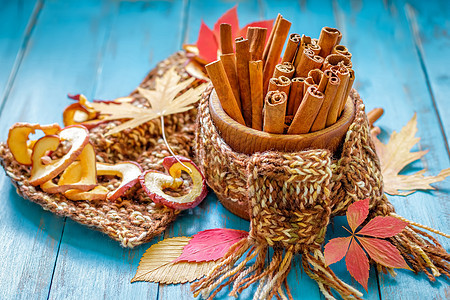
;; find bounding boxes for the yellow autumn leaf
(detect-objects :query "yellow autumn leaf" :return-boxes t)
[131,237,218,284]
[91,67,206,135]
[372,113,450,196]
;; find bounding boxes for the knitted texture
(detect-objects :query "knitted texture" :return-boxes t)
[0,52,199,248]
[194,85,449,299]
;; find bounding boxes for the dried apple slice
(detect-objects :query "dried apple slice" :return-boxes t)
[140,156,207,210]
[29,125,90,186]
[7,122,61,165]
[96,161,143,200]
[63,94,98,126]
[40,143,98,193]
[64,185,109,201]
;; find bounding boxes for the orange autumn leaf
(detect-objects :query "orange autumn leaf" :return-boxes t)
[324,199,410,291]
[372,114,450,196]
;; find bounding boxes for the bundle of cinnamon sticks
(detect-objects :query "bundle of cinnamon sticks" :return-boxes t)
[205,14,355,135]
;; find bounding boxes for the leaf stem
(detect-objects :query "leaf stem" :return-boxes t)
[160,115,192,174]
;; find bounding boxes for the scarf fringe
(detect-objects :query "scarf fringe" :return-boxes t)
[387,220,450,281]
[191,238,296,300]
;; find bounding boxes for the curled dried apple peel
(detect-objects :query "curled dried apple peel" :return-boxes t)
[97,161,143,200]
[140,156,207,210]
[7,123,61,165]
[29,125,90,186]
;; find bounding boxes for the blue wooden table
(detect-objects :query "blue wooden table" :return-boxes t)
[0,0,448,299]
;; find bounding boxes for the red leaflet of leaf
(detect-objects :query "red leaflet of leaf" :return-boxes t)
[213,5,239,40]
[173,229,248,263]
[196,21,218,63]
[357,237,411,270]
[238,20,275,44]
[357,216,407,238]
[324,237,352,266]
[346,239,370,291]
[347,198,370,232]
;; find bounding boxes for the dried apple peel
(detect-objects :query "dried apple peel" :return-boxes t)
[96,161,143,200]
[7,122,61,165]
[140,156,207,210]
[29,125,90,186]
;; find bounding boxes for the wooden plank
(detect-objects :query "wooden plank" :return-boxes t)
[0,2,63,299]
[404,0,450,151]
[334,0,450,299]
[0,0,119,299]
[158,2,263,298]
[0,0,39,105]
[47,1,187,299]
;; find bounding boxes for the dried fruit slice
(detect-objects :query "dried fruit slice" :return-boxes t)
[64,185,109,201]
[140,156,207,210]
[7,122,61,165]
[63,94,98,126]
[40,143,98,193]
[29,125,90,186]
[96,161,143,200]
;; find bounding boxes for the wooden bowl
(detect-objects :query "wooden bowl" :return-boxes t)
[209,89,355,155]
[209,89,356,220]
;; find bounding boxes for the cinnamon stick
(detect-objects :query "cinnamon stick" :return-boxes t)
[322,53,352,71]
[263,90,288,134]
[326,66,349,126]
[295,48,324,77]
[220,53,241,109]
[205,60,245,125]
[367,107,384,127]
[287,85,325,134]
[332,45,352,59]
[235,38,252,126]
[282,33,301,63]
[263,17,292,93]
[287,77,305,116]
[247,27,267,61]
[263,14,282,62]
[249,60,264,131]
[340,68,355,113]
[318,27,341,58]
[273,62,295,79]
[310,70,340,131]
[220,23,234,54]
[303,76,317,94]
[308,69,324,86]
[268,76,291,96]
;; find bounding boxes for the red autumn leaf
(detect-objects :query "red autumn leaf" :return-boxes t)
[357,216,407,238]
[212,5,239,41]
[238,20,274,43]
[196,21,218,63]
[346,238,370,291]
[357,237,411,270]
[324,237,352,266]
[347,198,369,232]
[193,6,274,63]
[173,228,248,263]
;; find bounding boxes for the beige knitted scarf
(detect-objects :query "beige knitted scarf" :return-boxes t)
[193,84,450,300]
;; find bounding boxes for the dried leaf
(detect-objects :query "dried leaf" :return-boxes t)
[197,21,219,64]
[191,6,274,63]
[357,237,411,270]
[132,237,218,284]
[324,237,352,266]
[357,216,407,238]
[213,5,239,41]
[91,67,206,135]
[372,114,450,195]
[346,238,369,291]
[174,228,248,262]
[347,198,369,232]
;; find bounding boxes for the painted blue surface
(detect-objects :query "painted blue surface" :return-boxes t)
[0,0,448,299]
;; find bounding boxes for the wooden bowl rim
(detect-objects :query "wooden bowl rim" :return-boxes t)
[209,88,355,143]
